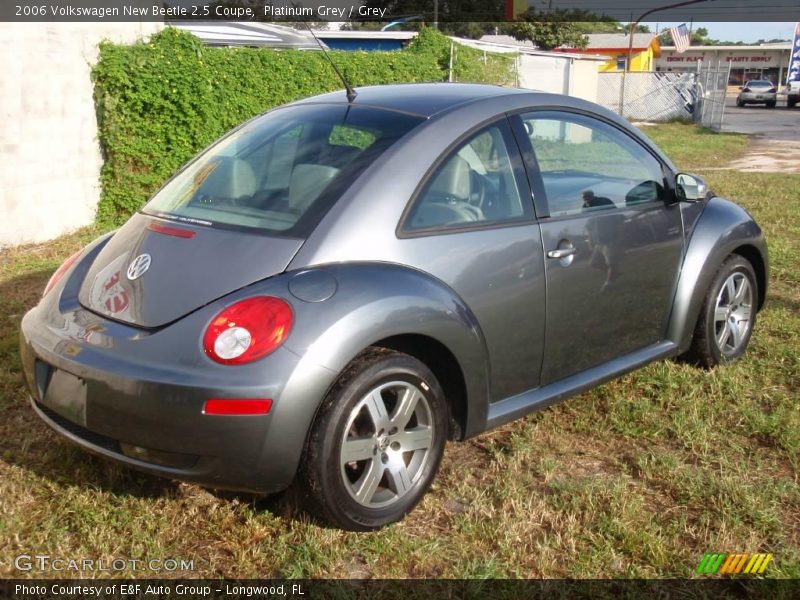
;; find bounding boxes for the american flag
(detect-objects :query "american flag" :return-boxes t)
[670,23,691,54]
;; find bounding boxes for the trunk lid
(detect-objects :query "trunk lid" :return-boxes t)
[78,214,303,328]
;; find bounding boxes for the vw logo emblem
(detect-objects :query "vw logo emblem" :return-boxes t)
[126,254,151,280]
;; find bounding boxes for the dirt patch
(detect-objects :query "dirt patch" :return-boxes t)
[726,138,800,174]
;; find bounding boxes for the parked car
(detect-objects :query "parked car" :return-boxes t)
[786,79,800,109]
[20,84,768,530]
[737,80,778,108]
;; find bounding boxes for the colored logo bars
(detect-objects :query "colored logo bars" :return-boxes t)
[696,552,773,575]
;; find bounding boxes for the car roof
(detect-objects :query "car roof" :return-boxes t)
[291,83,531,118]
[287,82,674,171]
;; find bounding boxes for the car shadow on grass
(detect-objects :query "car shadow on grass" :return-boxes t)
[0,268,181,500]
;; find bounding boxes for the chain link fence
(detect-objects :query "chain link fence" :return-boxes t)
[694,65,732,131]
[597,66,731,130]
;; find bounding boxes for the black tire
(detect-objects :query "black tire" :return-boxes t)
[736,100,745,107]
[298,348,448,531]
[789,99,798,109]
[767,102,776,109]
[685,255,758,368]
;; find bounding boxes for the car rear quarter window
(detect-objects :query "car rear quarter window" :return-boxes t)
[403,119,533,233]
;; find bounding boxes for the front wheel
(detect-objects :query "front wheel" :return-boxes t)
[298,348,448,530]
[686,255,758,368]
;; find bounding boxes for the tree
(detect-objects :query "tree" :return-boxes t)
[658,26,720,46]
[621,23,651,34]
[501,9,589,50]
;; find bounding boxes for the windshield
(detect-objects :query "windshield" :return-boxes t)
[746,81,773,88]
[142,104,424,236]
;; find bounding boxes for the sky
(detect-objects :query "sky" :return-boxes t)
[644,21,796,43]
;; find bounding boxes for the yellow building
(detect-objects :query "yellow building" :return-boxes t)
[557,33,662,72]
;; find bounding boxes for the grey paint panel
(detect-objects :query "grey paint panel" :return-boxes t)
[293,225,547,403]
[539,203,684,383]
[280,263,491,436]
[78,213,303,328]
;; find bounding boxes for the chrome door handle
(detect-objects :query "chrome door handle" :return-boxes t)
[547,247,577,259]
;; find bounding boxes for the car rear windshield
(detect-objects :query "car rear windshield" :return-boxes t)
[747,81,773,88]
[141,104,424,237]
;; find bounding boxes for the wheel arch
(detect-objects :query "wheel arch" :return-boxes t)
[371,334,469,441]
[668,197,768,353]
[732,244,767,311]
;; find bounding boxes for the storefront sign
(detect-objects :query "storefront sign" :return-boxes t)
[657,48,789,70]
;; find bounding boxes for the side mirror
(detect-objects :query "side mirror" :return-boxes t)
[675,173,709,202]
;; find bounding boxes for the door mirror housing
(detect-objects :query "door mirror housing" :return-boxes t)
[675,173,709,202]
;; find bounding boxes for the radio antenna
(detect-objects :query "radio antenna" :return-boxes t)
[303,23,358,103]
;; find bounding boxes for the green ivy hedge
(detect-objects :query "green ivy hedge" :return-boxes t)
[91,27,515,225]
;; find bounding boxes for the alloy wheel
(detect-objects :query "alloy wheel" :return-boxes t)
[714,272,753,356]
[340,381,433,509]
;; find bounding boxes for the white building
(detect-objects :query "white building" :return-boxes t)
[1,23,163,247]
[466,36,606,103]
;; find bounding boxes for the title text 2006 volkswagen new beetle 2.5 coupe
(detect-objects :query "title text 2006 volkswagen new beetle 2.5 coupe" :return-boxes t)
[21,84,767,530]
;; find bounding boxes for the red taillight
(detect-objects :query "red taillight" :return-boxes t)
[203,296,293,365]
[43,249,82,297]
[203,398,272,415]
[146,222,196,238]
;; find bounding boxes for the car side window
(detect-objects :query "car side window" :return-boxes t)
[404,120,532,232]
[520,112,666,217]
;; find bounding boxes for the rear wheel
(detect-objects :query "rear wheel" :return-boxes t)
[736,100,745,107]
[767,101,777,109]
[686,255,757,368]
[298,348,448,530]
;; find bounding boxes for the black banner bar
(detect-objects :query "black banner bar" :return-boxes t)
[3,579,800,600]
[1,1,799,23]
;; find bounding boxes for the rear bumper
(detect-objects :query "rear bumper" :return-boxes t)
[19,294,339,493]
[30,396,233,485]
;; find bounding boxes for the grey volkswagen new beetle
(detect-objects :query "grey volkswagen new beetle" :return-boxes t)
[20,83,767,530]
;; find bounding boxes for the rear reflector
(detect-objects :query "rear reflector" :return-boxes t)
[146,222,196,238]
[203,398,272,415]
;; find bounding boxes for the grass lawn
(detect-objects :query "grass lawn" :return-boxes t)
[0,123,797,579]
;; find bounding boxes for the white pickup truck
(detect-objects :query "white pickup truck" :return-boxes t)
[788,80,799,109]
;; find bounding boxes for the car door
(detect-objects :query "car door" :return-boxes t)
[398,118,546,402]
[511,110,684,384]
